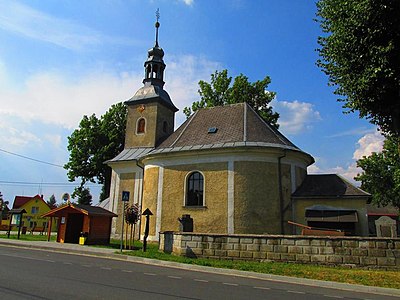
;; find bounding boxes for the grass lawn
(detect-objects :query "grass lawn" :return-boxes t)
[1,235,399,289]
[0,232,56,242]
[119,240,400,290]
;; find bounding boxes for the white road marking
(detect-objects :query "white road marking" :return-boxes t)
[122,270,132,273]
[323,296,343,299]
[254,286,270,290]
[63,262,72,265]
[223,283,238,286]
[0,253,55,263]
[144,273,156,276]
[101,267,111,270]
[287,290,305,294]
[194,279,209,283]
[168,276,182,279]
[82,264,91,267]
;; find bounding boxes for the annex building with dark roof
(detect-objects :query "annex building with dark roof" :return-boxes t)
[107,21,370,240]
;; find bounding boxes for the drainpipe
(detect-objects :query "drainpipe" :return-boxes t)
[135,160,145,241]
[278,150,286,235]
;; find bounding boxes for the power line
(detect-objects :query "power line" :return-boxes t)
[0,148,65,168]
[0,181,101,187]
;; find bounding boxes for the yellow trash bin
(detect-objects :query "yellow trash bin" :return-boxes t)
[79,232,88,245]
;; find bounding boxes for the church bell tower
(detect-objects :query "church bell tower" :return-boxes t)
[124,13,178,149]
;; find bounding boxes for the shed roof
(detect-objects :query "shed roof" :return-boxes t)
[42,203,117,218]
[292,174,370,199]
[9,208,27,214]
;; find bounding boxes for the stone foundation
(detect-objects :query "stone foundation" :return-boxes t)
[159,232,400,269]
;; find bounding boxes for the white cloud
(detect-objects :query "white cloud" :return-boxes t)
[272,99,321,135]
[0,54,220,129]
[308,131,385,185]
[167,55,221,125]
[307,159,360,185]
[0,120,41,148]
[179,0,194,6]
[353,131,384,160]
[0,1,135,51]
[0,70,143,129]
[327,127,374,138]
[44,134,62,148]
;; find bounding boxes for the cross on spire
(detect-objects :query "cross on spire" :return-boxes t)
[155,8,160,47]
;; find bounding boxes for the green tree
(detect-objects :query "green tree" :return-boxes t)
[64,102,127,201]
[355,136,400,209]
[0,192,9,221]
[72,186,93,206]
[316,0,400,136]
[184,69,279,128]
[47,194,57,209]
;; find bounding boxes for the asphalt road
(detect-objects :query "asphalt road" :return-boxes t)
[0,246,397,300]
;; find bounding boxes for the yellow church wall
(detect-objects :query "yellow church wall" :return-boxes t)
[155,103,175,144]
[295,166,307,190]
[125,103,158,148]
[280,164,293,234]
[141,167,159,237]
[293,198,368,236]
[125,102,175,148]
[115,173,136,234]
[160,162,228,233]
[234,161,281,234]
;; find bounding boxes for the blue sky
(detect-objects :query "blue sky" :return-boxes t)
[0,0,384,206]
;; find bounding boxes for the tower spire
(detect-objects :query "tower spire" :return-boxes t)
[142,8,166,88]
[155,8,160,47]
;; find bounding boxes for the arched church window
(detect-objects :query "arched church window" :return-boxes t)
[186,172,204,206]
[137,118,146,134]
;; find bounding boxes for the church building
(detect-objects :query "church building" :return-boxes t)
[107,20,370,240]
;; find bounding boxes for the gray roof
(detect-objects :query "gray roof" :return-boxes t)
[125,83,178,112]
[74,204,117,217]
[96,198,110,210]
[109,103,313,163]
[156,103,305,153]
[292,174,370,198]
[107,147,154,163]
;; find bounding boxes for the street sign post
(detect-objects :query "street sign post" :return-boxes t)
[120,191,130,252]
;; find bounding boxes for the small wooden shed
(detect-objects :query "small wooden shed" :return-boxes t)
[42,204,117,245]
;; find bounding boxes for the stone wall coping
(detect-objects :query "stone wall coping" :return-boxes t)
[159,231,400,241]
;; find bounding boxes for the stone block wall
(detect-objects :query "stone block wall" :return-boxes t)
[159,232,400,269]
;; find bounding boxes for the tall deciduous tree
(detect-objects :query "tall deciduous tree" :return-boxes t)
[355,136,400,209]
[72,186,93,206]
[184,69,279,128]
[316,0,400,136]
[47,194,57,209]
[0,192,9,221]
[64,102,127,201]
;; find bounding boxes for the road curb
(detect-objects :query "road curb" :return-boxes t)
[1,239,399,297]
